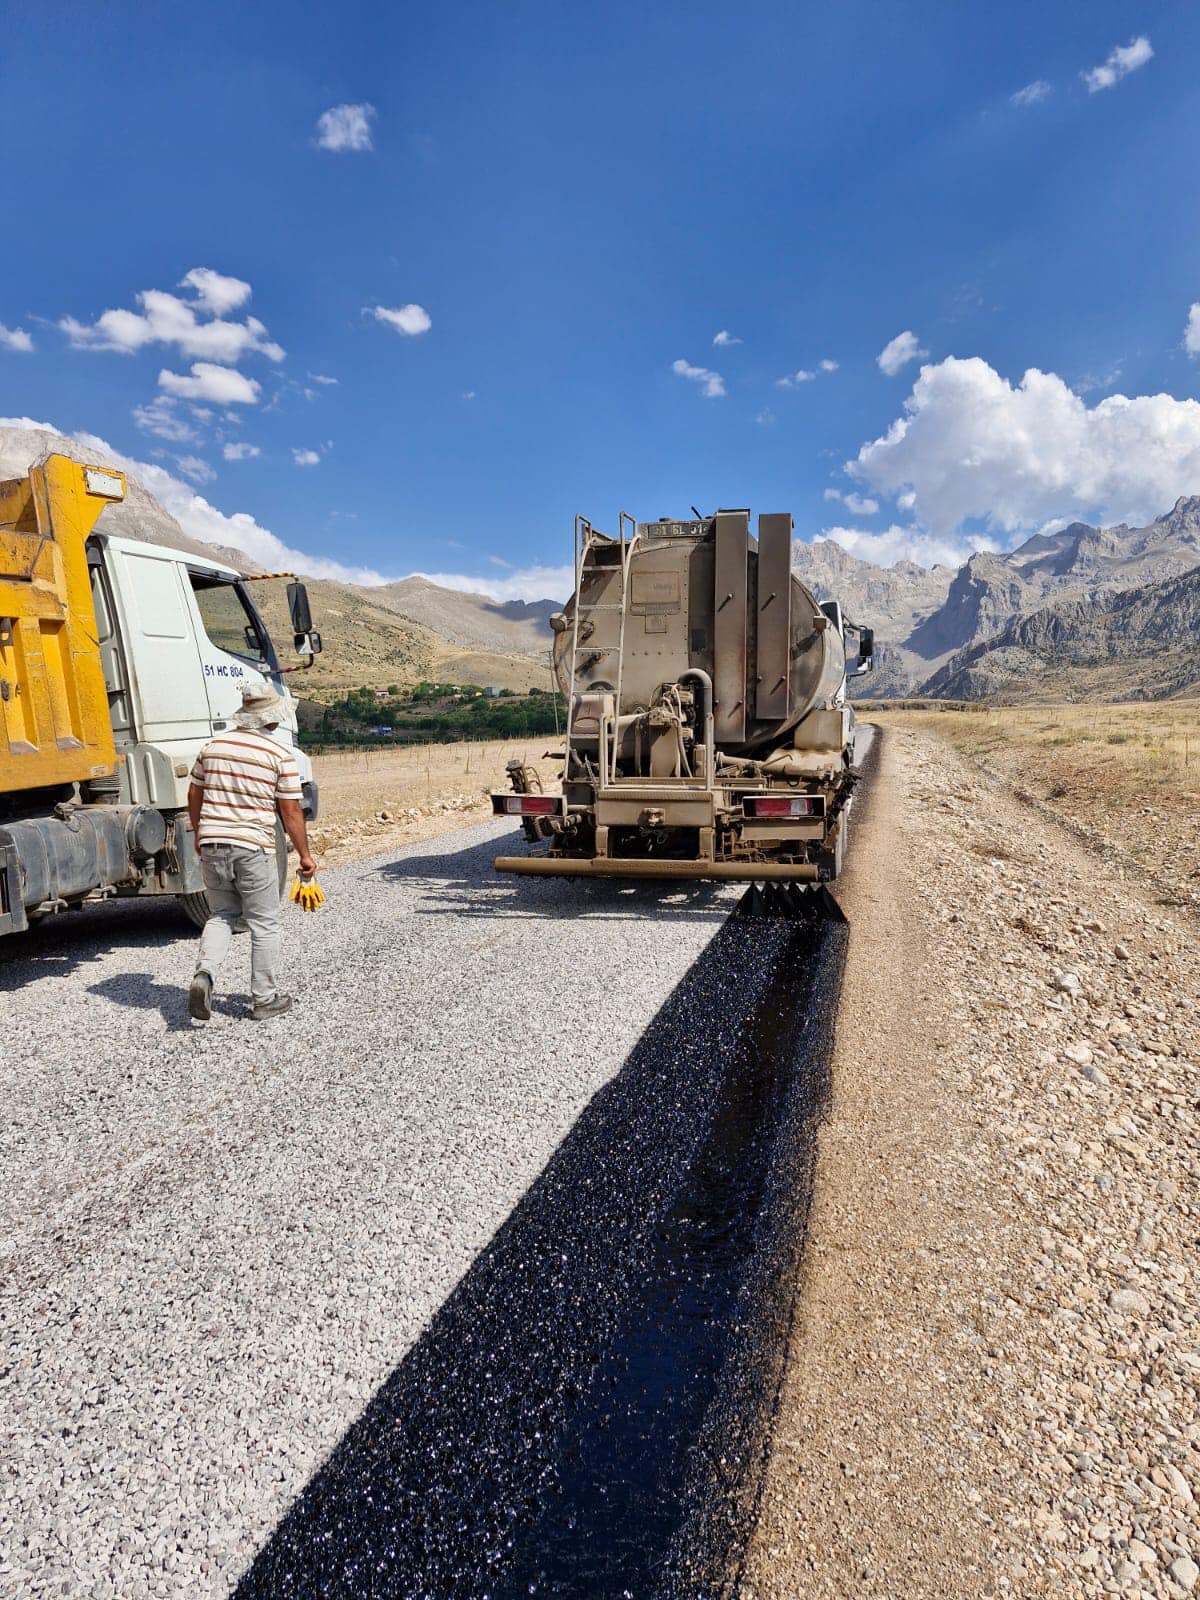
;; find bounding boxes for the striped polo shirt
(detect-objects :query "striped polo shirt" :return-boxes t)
[190,729,303,852]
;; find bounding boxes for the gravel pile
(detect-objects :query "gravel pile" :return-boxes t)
[0,822,737,1597]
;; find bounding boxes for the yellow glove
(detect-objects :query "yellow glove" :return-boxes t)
[289,873,326,912]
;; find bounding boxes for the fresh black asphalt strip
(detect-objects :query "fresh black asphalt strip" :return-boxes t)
[237,888,849,1600]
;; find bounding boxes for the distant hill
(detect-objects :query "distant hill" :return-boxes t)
[6,420,1199,706]
[0,424,550,696]
[924,564,1200,702]
[796,499,1200,702]
[368,576,557,662]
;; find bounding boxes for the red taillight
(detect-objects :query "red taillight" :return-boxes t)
[499,794,558,816]
[745,794,823,818]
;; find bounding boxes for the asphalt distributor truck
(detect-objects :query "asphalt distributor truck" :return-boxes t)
[493,509,872,882]
[0,451,321,938]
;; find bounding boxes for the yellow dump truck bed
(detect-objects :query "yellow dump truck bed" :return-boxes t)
[0,454,125,796]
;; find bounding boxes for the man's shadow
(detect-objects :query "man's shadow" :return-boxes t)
[87,972,250,1031]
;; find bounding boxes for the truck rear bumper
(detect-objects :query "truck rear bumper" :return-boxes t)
[494,855,821,882]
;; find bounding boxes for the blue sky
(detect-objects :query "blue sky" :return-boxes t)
[4,1,1200,596]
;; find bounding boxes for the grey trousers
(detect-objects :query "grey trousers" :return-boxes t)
[196,845,281,1004]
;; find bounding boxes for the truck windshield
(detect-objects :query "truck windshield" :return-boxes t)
[189,574,267,664]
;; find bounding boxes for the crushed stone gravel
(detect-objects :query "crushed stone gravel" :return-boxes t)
[0,821,738,1598]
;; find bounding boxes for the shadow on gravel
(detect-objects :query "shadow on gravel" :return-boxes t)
[83,971,251,1030]
[237,894,847,1600]
[0,897,191,988]
[375,830,733,922]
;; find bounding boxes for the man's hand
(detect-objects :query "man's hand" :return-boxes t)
[298,852,316,878]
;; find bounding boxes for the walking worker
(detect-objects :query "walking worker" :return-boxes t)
[186,685,316,1023]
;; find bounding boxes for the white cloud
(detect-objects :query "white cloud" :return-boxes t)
[308,372,338,385]
[133,395,200,443]
[852,355,1200,536]
[0,416,390,585]
[713,330,742,346]
[410,566,576,603]
[824,488,879,515]
[672,358,725,398]
[175,455,216,484]
[1011,80,1052,107]
[777,360,837,388]
[315,102,375,152]
[755,408,775,426]
[292,448,320,466]
[0,324,33,352]
[1083,36,1152,94]
[159,363,261,405]
[367,303,432,337]
[462,390,476,400]
[877,330,928,376]
[223,441,261,461]
[824,522,993,569]
[178,268,252,316]
[60,271,284,364]
[1072,365,1123,396]
[1184,304,1200,357]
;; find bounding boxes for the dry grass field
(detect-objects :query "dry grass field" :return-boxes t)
[306,738,563,867]
[868,700,1200,906]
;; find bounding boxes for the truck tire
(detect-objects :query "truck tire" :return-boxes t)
[178,891,211,930]
[176,825,290,928]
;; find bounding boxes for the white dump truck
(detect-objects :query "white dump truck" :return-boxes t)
[0,451,321,937]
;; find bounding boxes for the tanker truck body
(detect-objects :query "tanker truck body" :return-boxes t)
[493,508,872,881]
[0,451,322,939]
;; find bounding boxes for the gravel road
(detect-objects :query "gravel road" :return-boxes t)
[0,822,739,1597]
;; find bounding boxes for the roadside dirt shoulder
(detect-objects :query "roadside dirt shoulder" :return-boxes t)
[745,724,1200,1599]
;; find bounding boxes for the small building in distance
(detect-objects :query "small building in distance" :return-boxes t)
[483,686,500,698]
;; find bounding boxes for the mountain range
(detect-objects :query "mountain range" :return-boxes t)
[792,500,1200,701]
[4,421,1198,703]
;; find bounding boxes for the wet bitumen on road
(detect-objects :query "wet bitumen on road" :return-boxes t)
[238,890,848,1600]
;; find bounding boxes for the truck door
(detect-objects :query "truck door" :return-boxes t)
[186,572,279,729]
[104,546,212,746]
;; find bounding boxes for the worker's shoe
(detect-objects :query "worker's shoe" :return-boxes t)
[251,993,293,1022]
[188,971,213,1022]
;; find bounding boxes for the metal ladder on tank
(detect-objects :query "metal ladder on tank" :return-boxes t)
[565,512,638,786]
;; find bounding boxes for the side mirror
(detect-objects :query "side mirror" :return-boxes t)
[848,625,875,677]
[288,582,313,635]
[244,622,260,653]
[306,630,323,656]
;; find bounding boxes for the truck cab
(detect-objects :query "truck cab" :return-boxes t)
[0,450,321,937]
[88,531,317,818]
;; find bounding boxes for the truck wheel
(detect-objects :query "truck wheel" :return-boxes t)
[178,891,211,930]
